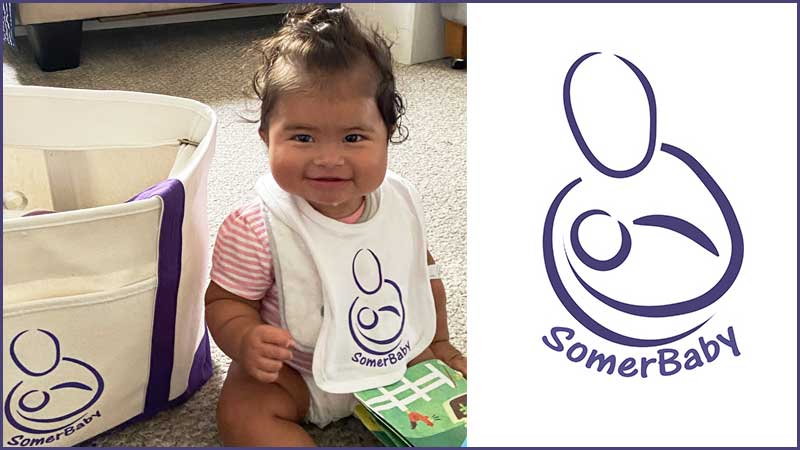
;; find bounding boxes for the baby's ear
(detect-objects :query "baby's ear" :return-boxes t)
[258,129,270,148]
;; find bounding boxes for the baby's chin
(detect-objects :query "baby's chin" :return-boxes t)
[306,195,363,218]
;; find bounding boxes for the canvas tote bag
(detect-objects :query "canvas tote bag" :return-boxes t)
[2,86,216,447]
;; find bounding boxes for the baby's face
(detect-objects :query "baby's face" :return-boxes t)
[264,68,388,219]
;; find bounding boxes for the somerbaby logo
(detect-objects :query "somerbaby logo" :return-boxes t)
[5,329,104,446]
[349,248,411,368]
[542,52,744,378]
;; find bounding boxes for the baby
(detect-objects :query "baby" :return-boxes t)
[204,5,466,446]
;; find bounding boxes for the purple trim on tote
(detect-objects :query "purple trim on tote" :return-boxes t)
[184,327,213,397]
[127,179,185,416]
[76,328,213,446]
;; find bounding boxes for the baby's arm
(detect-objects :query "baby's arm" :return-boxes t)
[205,281,294,383]
[206,203,295,383]
[410,251,467,376]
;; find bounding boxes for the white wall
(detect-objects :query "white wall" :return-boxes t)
[344,3,444,65]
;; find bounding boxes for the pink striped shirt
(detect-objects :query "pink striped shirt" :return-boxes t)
[210,197,366,374]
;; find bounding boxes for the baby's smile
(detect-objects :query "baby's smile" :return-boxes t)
[304,176,353,188]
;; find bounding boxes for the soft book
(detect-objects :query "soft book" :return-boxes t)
[353,359,467,447]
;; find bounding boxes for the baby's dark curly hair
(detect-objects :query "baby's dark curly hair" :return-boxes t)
[248,5,408,143]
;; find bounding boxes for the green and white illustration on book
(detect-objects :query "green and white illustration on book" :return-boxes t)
[353,359,467,447]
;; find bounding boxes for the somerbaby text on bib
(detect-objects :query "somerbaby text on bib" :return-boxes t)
[256,170,436,393]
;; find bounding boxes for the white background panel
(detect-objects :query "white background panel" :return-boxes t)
[468,4,797,446]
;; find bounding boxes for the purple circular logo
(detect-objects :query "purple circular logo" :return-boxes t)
[543,52,744,347]
[348,248,406,356]
[4,329,104,434]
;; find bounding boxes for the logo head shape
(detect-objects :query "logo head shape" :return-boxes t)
[564,52,658,179]
[5,329,104,434]
[543,52,744,347]
[348,248,406,356]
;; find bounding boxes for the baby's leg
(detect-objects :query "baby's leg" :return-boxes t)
[217,361,314,446]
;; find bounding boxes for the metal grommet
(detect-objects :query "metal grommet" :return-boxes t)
[3,191,28,211]
[178,138,200,147]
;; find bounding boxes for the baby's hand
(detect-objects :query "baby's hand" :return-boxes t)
[431,340,467,378]
[239,324,294,383]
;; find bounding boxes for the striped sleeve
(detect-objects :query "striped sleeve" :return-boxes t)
[211,201,273,300]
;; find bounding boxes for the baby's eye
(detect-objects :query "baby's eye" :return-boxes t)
[344,134,364,143]
[292,134,313,143]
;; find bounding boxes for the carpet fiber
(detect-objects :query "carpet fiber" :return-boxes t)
[3,12,465,447]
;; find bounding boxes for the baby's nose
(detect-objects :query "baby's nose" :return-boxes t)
[313,144,345,167]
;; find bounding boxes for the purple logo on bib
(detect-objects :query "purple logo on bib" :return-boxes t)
[348,248,407,360]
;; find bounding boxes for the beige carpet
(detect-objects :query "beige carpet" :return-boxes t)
[2,12,465,447]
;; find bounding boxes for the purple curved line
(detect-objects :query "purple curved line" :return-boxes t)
[633,215,719,256]
[16,357,103,425]
[659,144,744,300]
[378,305,400,316]
[348,279,406,356]
[352,249,383,295]
[356,280,405,346]
[567,144,744,317]
[567,145,743,318]
[570,209,631,271]
[19,391,49,413]
[543,177,709,346]
[357,307,379,330]
[10,330,60,377]
[50,382,92,391]
[5,381,84,434]
[566,249,683,318]
[563,52,657,178]
[3,381,80,434]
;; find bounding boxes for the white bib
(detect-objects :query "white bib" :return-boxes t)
[255,171,436,393]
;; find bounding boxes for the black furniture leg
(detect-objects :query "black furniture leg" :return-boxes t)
[26,20,82,71]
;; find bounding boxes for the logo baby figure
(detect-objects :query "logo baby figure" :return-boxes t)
[543,52,744,347]
[349,248,407,357]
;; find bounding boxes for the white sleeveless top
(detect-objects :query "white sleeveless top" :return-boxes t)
[255,170,436,393]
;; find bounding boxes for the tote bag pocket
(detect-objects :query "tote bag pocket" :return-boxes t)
[2,278,158,447]
[3,198,162,303]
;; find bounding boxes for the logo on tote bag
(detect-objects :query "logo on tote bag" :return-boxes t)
[5,329,104,446]
[542,52,744,378]
[349,248,411,368]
